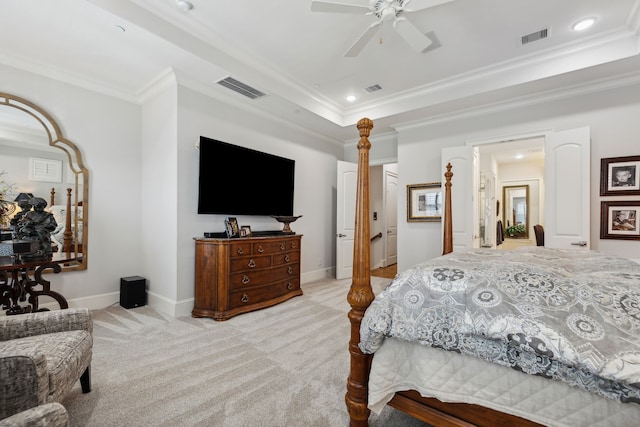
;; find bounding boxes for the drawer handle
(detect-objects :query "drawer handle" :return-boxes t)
[284,255,290,262]
[248,259,256,268]
[237,247,244,255]
[290,243,296,249]
[241,294,249,303]
[280,243,285,250]
[287,266,293,274]
[287,282,293,290]
[257,245,264,253]
[242,275,250,285]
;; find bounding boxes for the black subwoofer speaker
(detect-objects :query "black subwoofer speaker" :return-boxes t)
[120,276,147,309]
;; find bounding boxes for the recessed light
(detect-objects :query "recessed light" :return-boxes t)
[345,95,357,102]
[176,0,193,12]
[515,154,524,159]
[572,17,596,31]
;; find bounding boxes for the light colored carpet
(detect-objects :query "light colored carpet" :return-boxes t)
[62,277,430,427]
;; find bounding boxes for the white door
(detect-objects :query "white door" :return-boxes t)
[384,169,398,266]
[441,146,477,251]
[544,127,591,249]
[336,161,358,279]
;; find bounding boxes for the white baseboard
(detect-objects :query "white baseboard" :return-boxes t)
[35,267,337,317]
[301,267,334,283]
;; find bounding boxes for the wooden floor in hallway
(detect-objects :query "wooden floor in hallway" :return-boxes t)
[371,264,397,279]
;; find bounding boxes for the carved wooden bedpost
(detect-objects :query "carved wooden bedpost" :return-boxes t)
[63,188,73,253]
[345,118,375,427]
[442,163,453,255]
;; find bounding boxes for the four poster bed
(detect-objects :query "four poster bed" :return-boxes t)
[345,118,640,427]
[48,187,83,254]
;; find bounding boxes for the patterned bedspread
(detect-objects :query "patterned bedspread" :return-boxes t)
[359,247,640,404]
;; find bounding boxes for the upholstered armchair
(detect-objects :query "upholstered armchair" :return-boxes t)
[0,403,69,427]
[0,308,93,422]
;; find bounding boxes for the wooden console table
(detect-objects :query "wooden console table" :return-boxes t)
[0,253,73,315]
[192,234,302,321]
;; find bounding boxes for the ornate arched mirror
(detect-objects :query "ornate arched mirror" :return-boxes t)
[0,93,88,270]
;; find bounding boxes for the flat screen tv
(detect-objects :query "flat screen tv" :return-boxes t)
[197,136,295,216]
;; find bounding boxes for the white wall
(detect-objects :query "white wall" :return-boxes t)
[173,85,343,316]
[0,63,144,306]
[1,65,346,316]
[397,82,640,271]
[141,78,179,312]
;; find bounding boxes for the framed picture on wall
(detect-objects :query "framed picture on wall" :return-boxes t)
[406,183,442,222]
[600,201,640,240]
[600,156,640,196]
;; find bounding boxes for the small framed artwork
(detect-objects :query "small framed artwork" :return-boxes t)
[600,156,640,196]
[224,217,239,238]
[407,182,443,222]
[600,201,640,240]
[240,225,252,237]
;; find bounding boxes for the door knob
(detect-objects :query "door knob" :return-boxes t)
[337,233,346,237]
[571,241,587,246]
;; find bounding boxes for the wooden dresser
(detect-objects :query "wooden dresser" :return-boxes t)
[192,234,302,321]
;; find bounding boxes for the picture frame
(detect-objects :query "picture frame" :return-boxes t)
[406,182,443,222]
[600,201,640,240]
[240,225,252,237]
[600,156,640,196]
[224,217,239,238]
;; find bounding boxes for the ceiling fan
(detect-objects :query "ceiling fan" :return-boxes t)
[310,0,454,57]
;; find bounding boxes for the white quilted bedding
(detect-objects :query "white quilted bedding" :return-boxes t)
[369,337,640,427]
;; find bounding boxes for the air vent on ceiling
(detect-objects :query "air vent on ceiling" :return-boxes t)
[521,28,548,45]
[364,84,383,93]
[216,76,266,99]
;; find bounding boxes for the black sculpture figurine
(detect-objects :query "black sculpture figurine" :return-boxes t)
[10,193,33,239]
[17,197,57,256]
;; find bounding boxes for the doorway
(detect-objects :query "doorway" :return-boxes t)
[477,137,545,250]
[336,161,398,279]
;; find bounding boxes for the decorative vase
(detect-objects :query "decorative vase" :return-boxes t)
[271,215,302,233]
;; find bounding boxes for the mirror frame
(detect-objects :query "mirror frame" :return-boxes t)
[0,93,88,271]
[502,184,529,239]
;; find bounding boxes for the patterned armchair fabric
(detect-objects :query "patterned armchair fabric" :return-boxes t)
[0,309,92,421]
[0,403,69,427]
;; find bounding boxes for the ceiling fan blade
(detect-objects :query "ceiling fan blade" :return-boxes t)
[393,18,433,52]
[402,0,455,12]
[344,21,381,57]
[310,0,370,14]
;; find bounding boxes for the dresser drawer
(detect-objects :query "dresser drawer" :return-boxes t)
[230,242,252,257]
[253,240,295,255]
[229,264,299,290]
[230,278,301,308]
[230,255,271,272]
[272,251,300,266]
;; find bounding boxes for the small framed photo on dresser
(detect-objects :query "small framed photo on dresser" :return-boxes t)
[600,156,640,196]
[240,225,252,237]
[224,217,239,238]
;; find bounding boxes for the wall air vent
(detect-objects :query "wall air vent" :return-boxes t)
[521,28,549,45]
[364,84,383,93]
[216,76,266,99]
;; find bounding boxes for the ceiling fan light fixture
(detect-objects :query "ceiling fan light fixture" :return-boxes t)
[572,17,596,31]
